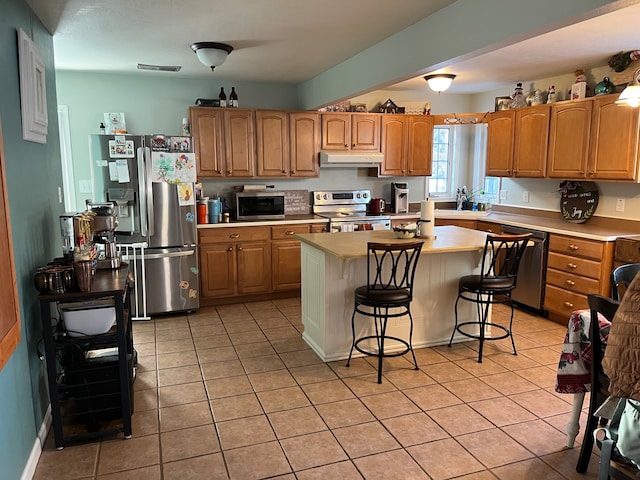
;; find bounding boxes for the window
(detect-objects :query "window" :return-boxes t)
[428,126,453,197]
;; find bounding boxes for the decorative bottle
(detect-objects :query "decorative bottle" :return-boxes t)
[229,87,238,108]
[218,87,227,108]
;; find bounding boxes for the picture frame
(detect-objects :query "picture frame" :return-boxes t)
[494,96,511,112]
[18,28,48,144]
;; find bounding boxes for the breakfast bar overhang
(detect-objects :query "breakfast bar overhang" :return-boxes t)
[296,226,490,362]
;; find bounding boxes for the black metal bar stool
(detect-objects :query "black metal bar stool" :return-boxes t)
[346,241,423,383]
[448,232,531,363]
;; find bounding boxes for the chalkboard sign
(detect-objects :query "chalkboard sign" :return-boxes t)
[559,181,599,223]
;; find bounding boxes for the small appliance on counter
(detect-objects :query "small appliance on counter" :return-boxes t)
[368,198,386,215]
[391,182,409,214]
[86,201,121,269]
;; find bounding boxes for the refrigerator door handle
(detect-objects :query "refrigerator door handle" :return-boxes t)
[144,250,195,260]
[145,147,155,237]
[137,146,149,236]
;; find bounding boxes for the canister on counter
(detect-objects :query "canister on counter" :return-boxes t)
[197,200,208,224]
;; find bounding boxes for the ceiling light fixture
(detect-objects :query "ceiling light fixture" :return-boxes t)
[615,68,640,107]
[424,73,456,93]
[137,63,181,72]
[190,42,233,72]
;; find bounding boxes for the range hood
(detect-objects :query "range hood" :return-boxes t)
[319,151,384,168]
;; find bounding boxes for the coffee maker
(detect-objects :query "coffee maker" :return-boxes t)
[391,182,409,214]
[86,202,121,269]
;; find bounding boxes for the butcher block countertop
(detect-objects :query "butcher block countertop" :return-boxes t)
[295,225,487,258]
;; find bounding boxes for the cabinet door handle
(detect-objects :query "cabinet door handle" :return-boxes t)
[282,169,287,173]
[567,263,577,269]
[227,169,232,174]
[564,301,574,309]
[565,280,575,286]
[291,170,296,174]
[229,234,240,239]
[227,247,233,252]
[238,247,243,251]
[285,231,295,235]
[351,144,355,148]
[569,244,579,251]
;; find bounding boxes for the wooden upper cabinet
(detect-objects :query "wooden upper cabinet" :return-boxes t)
[190,107,224,177]
[588,93,640,181]
[547,100,592,178]
[351,114,380,150]
[321,113,380,151]
[513,104,549,178]
[256,110,289,177]
[406,115,433,176]
[223,109,255,177]
[289,112,320,177]
[486,106,549,178]
[378,115,432,176]
[486,110,515,176]
[321,113,350,150]
[379,115,407,176]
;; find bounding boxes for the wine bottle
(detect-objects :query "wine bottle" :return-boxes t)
[230,87,238,108]
[218,87,227,108]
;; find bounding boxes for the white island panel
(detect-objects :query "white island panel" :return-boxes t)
[299,226,489,362]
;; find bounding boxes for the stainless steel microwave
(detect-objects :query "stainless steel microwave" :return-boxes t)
[235,191,286,221]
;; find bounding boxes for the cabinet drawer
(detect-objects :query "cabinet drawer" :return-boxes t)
[549,235,603,260]
[546,268,599,295]
[310,222,329,233]
[199,226,269,244]
[435,219,476,229]
[271,224,310,240]
[545,284,588,316]
[547,251,601,279]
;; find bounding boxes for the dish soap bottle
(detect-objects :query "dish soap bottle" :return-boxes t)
[218,87,227,108]
[229,87,238,108]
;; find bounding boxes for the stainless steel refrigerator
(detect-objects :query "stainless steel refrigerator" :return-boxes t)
[89,134,199,316]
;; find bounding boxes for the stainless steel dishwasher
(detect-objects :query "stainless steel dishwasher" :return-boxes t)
[501,224,549,314]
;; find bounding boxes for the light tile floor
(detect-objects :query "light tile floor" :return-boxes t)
[34,300,605,479]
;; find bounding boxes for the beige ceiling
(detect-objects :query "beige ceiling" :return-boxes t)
[27,0,640,95]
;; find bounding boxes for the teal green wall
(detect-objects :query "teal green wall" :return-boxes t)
[0,0,64,478]
[55,71,300,211]
[297,0,618,109]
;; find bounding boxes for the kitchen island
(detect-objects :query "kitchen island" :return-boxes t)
[296,226,489,362]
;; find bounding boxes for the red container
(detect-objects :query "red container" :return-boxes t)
[197,203,207,224]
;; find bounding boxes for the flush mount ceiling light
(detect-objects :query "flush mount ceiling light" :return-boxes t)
[190,42,233,72]
[424,73,456,93]
[615,68,640,107]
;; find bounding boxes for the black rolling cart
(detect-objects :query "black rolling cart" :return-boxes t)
[38,266,135,449]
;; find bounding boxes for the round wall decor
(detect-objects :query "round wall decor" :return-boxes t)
[559,181,599,223]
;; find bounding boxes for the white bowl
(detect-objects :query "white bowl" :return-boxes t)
[62,304,116,337]
[393,229,416,239]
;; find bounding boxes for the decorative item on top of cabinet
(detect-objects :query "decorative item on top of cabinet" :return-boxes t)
[544,233,614,324]
[376,115,433,177]
[321,113,380,151]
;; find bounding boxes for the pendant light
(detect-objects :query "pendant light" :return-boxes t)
[615,68,640,107]
[424,73,456,93]
[190,42,233,72]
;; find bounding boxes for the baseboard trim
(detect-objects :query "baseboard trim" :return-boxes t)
[21,405,51,480]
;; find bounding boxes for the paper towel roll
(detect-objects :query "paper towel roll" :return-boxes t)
[419,199,435,238]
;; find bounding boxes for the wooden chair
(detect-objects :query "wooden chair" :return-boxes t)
[346,241,423,384]
[611,263,640,301]
[448,233,531,363]
[576,293,619,473]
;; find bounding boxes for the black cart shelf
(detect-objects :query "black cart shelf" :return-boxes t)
[38,266,135,449]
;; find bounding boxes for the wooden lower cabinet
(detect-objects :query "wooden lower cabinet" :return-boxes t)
[435,218,476,229]
[199,226,270,299]
[271,224,310,291]
[544,233,614,323]
[475,220,499,233]
[199,222,326,302]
